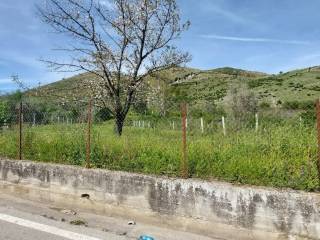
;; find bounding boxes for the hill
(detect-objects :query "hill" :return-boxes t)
[12,65,320,114]
[247,66,320,106]
[27,66,267,102]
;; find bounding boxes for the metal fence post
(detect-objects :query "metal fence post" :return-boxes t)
[86,99,93,168]
[181,102,188,178]
[33,113,36,127]
[18,101,22,160]
[201,117,204,134]
[316,99,320,183]
[222,116,226,136]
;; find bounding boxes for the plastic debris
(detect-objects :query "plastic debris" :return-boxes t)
[138,235,155,240]
[128,220,136,225]
[60,209,77,215]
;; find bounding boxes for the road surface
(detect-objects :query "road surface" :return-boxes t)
[1,220,79,240]
[0,194,220,240]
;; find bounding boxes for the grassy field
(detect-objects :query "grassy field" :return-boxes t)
[0,120,319,192]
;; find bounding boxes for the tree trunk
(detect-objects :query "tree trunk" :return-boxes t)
[114,110,125,136]
[114,94,132,136]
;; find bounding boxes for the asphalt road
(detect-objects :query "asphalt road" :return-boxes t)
[0,220,69,240]
[0,209,128,240]
[0,194,219,240]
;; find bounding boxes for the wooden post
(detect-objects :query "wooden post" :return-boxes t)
[200,117,204,134]
[222,116,226,136]
[172,121,175,130]
[255,113,259,132]
[18,102,22,160]
[86,99,93,168]
[33,113,36,126]
[181,102,188,178]
[316,99,320,183]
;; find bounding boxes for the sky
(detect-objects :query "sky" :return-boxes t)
[1,0,320,93]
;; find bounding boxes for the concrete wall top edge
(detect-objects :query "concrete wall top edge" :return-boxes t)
[1,158,319,198]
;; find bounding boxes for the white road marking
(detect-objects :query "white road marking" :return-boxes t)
[0,213,102,240]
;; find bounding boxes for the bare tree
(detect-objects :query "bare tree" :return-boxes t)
[37,0,190,135]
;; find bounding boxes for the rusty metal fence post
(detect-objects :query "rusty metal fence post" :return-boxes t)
[181,102,188,178]
[18,101,22,160]
[86,99,93,168]
[316,99,320,183]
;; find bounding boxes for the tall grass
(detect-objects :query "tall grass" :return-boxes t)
[0,121,318,191]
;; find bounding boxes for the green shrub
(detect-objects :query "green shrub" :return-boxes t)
[307,85,320,91]
[283,101,300,110]
[95,108,113,122]
[300,110,316,125]
[248,77,284,89]
[0,101,9,127]
[259,102,271,109]
[283,101,315,110]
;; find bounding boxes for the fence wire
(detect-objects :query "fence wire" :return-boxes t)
[0,93,319,191]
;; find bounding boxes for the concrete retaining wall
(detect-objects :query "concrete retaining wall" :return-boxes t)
[0,158,319,240]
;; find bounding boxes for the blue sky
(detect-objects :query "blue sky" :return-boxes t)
[1,0,320,93]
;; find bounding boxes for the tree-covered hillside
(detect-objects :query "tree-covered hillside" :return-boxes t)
[2,65,320,125]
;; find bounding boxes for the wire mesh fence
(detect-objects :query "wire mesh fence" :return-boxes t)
[0,95,320,191]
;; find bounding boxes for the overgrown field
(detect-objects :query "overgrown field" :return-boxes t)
[0,121,319,192]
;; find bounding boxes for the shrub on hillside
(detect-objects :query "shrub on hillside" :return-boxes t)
[231,88,258,129]
[283,101,315,110]
[259,102,271,109]
[248,77,284,89]
[307,85,320,91]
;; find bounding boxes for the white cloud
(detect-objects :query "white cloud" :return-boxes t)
[201,2,265,29]
[0,78,13,85]
[0,71,74,93]
[208,5,249,25]
[200,34,310,45]
[0,78,16,93]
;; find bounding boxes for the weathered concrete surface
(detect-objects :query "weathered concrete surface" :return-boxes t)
[0,159,319,240]
[0,193,215,240]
